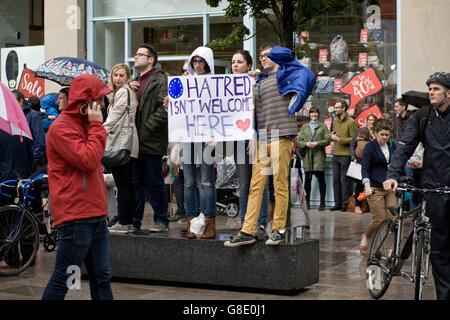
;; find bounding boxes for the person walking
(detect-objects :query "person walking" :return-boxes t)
[330,99,357,211]
[297,107,331,211]
[104,63,139,234]
[129,44,169,232]
[42,74,113,300]
[359,118,397,255]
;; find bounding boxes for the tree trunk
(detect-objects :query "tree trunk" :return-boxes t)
[281,0,295,49]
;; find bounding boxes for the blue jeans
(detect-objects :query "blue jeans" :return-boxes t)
[132,155,169,230]
[182,143,216,219]
[42,220,113,300]
[234,141,269,227]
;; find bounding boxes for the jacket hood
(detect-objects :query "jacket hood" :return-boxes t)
[40,94,58,110]
[63,74,112,118]
[187,46,215,75]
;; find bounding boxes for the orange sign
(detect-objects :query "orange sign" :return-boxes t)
[19,66,45,99]
[340,67,383,108]
[355,105,384,127]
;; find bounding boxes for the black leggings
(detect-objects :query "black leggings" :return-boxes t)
[110,162,136,225]
[304,171,326,204]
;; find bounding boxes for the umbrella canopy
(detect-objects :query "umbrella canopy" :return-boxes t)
[34,57,110,86]
[0,82,33,140]
[401,90,430,108]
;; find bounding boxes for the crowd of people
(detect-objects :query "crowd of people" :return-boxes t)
[0,42,448,300]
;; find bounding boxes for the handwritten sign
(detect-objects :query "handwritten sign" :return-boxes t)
[340,67,383,108]
[355,105,384,127]
[19,65,45,99]
[168,74,255,143]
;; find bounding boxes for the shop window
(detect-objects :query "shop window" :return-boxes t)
[29,0,44,46]
[94,21,125,71]
[131,18,203,57]
[210,16,243,62]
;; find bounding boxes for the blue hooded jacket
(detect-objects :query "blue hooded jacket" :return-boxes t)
[258,46,316,116]
[40,94,60,133]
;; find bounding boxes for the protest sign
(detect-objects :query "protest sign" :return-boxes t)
[168,74,254,143]
[340,67,383,108]
[355,105,384,127]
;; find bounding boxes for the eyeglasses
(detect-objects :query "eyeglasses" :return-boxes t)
[259,53,268,60]
[135,53,152,58]
[192,59,205,65]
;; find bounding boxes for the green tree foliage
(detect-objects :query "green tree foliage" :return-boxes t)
[206,0,369,54]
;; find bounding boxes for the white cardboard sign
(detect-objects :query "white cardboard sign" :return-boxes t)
[168,74,255,143]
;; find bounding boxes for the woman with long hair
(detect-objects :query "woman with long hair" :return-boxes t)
[104,63,139,234]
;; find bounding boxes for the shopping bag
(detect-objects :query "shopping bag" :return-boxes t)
[346,161,362,180]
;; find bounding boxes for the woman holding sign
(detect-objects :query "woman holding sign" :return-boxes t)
[231,49,270,240]
[182,46,218,239]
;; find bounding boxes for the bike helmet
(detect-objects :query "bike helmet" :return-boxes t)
[426,72,450,88]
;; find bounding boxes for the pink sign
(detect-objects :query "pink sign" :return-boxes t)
[319,49,328,63]
[359,53,368,67]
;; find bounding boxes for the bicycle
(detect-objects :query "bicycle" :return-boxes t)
[0,174,58,276]
[366,177,450,300]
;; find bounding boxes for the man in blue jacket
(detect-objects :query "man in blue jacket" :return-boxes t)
[12,90,46,172]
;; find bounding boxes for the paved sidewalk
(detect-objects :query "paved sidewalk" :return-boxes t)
[0,205,436,300]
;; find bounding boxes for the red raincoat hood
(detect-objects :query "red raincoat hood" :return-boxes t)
[63,74,112,118]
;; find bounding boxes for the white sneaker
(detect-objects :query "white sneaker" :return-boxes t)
[109,224,134,234]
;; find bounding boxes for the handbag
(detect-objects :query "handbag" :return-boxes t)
[330,35,349,63]
[102,89,133,168]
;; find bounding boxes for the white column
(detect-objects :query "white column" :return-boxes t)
[243,13,256,70]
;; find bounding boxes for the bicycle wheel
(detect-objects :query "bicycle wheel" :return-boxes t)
[414,229,427,300]
[0,206,40,276]
[367,219,396,299]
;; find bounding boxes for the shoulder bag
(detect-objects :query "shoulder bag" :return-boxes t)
[102,88,133,168]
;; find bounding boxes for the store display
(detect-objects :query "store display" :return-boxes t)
[330,35,348,63]
[315,76,335,93]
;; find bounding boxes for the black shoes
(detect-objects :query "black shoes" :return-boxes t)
[329,206,341,211]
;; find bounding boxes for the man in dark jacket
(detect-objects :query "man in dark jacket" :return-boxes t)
[12,90,46,171]
[384,72,450,300]
[394,98,415,141]
[129,44,169,232]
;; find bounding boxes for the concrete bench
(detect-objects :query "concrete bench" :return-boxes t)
[107,229,319,293]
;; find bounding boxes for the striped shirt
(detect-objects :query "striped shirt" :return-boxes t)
[255,72,298,143]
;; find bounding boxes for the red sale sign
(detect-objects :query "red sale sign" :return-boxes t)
[340,67,383,108]
[359,52,368,66]
[319,49,328,63]
[19,65,45,99]
[334,78,342,92]
[355,105,384,127]
[360,29,368,43]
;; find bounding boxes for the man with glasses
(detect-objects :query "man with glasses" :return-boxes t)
[330,99,357,211]
[129,44,169,232]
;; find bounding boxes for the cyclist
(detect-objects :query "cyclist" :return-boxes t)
[384,72,450,300]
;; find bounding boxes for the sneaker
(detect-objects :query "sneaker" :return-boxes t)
[150,223,169,232]
[109,224,135,234]
[265,230,284,246]
[110,215,119,227]
[224,231,257,247]
[254,225,268,241]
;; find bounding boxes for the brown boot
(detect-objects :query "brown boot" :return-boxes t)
[185,218,196,239]
[202,217,216,239]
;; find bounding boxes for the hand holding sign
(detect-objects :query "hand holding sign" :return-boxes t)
[168,74,255,143]
[340,67,383,108]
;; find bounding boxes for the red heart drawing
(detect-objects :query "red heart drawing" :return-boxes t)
[236,119,251,132]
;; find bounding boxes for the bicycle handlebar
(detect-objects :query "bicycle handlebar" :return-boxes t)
[0,175,48,200]
[397,183,450,195]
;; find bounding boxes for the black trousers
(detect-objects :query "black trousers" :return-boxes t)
[428,193,450,300]
[332,156,351,209]
[304,171,326,205]
[173,169,186,217]
[110,162,136,225]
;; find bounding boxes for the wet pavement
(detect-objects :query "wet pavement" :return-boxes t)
[0,205,436,300]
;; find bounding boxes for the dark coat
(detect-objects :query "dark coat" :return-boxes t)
[362,139,396,188]
[135,70,168,156]
[0,130,33,180]
[387,105,450,188]
[23,102,46,162]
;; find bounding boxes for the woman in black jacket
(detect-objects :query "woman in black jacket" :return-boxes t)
[359,118,397,255]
